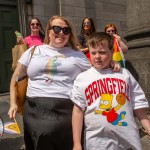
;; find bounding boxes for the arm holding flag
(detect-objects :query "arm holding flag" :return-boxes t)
[113,34,128,54]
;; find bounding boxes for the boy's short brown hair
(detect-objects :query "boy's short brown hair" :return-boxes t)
[87,32,114,50]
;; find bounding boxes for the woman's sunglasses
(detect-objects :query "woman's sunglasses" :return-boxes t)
[30,23,40,26]
[49,26,71,35]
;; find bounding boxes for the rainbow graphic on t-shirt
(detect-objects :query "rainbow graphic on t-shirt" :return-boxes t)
[45,55,65,82]
[45,57,57,82]
[112,38,125,68]
[46,57,57,76]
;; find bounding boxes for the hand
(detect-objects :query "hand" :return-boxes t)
[113,34,121,43]
[8,104,18,119]
[17,36,23,44]
[110,60,120,72]
[145,127,150,140]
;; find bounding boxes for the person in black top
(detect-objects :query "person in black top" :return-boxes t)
[78,17,96,62]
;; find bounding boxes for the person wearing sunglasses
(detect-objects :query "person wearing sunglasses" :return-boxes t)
[78,17,96,63]
[104,23,128,68]
[17,18,45,48]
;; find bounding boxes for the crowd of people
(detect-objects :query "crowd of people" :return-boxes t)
[8,15,150,150]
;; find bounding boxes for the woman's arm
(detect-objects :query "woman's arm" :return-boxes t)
[8,63,27,119]
[79,47,89,53]
[72,104,84,150]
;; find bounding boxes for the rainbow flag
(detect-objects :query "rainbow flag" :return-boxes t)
[113,38,125,68]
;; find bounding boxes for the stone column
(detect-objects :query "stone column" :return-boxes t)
[17,0,27,37]
[124,0,150,105]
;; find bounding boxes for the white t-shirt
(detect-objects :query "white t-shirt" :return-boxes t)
[18,44,91,98]
[69,67,149,150]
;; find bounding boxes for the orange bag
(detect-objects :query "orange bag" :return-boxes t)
[15,77,28,115]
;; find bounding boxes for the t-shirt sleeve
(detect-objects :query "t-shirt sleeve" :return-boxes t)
[127,69,149,110]
[75,51,91,71]
[18,46,35,67]
[69,77,87,111]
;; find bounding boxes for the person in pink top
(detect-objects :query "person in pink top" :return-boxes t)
[17,18,45,48]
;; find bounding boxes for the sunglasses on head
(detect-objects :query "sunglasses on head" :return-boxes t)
[49,26,71,35]
[30,23,40,26]
[106,30,115,33]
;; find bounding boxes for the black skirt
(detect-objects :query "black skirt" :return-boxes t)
[23,96,73,150]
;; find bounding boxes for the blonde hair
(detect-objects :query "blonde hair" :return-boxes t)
[44,15,79,51]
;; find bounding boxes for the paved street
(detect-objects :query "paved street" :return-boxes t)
[0,94,150,150]
[0,95,24,150]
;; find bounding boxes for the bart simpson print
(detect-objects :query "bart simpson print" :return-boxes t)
[94,93,127,126]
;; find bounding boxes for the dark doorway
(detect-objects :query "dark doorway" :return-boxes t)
[0,0,20,93]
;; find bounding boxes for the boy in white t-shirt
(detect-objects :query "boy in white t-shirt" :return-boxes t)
[69,32,150,150]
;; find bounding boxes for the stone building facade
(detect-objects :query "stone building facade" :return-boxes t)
[21,0,127,38]
[124,0,150,107]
